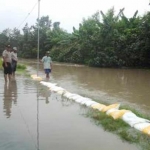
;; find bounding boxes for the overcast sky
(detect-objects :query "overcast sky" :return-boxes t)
[0,0,150,33]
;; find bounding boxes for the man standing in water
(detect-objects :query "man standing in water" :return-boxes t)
[11,47,18,77]
[2,45,12,82]
[41,51,52,79]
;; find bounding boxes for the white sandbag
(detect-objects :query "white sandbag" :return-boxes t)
[69,94,83,101]
[75,97,86,103]
[48,86,57,90]
[51,87,65,92]
[57,90,66,95]
[40,81,57,87]
[80,98,93,105]
[42,83,56,89]
[84,101,98,107]
[63,92,73,98]
[76,98,93,105]
[122,112,150,127]
[134,122,150,132]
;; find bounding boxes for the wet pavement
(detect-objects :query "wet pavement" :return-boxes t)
[0,70,140,150]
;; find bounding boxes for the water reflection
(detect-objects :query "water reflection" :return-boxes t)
[38,86,51,104]
[37,86,40,150]
[3,80,17,118]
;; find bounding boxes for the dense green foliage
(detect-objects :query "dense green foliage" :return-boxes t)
[1,8,150,67]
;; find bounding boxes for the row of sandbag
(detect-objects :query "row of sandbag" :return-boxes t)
[39,80,150,136]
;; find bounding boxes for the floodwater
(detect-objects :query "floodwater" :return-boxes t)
[0,67,140,150]
[24,59,150,113]
[51,63,150,113]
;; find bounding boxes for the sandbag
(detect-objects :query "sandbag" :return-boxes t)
[108,109,130,120]
[63,92,73,99]
[31,74,42,81]
[69,94,83,101]
[57,90,66,95]
[134,122,150,132]
[39,80,150,136]
[80,98,92,104]
[74,97,86,103]
[142,125,150,135]
[101,103,120,112]
[91,103,106,111]
[122,112,150,127]
[51,86,65,92]
[84,101,98,107]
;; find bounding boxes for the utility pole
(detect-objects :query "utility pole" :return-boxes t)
[37,0,40,76]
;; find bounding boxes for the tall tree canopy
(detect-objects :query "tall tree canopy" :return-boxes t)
[0,8,150,67]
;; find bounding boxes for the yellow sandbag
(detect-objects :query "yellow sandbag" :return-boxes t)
[31,74,43,81]
[142,125,150,135]
[91,103,106,111]
[101,103,120,112]
[109,109,130,120]
[31,74,37,78]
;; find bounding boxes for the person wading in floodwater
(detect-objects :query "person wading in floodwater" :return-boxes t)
[41,51,52,79]
[2,45,12,82]
[11,47,18,77]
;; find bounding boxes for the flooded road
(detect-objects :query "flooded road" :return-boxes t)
[0,70,139,150]
[50,64,150,113]
[27,60,150,113]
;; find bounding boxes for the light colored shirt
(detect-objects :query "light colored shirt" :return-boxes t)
[41,56,52,69]
[11,52,18,61]
[2,50,11,63]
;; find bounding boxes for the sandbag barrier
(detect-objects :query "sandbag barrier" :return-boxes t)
[31,75,150,136]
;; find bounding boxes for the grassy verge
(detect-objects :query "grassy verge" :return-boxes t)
[16,63,27,74]
[85,108,150,150]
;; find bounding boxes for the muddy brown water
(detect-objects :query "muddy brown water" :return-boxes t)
[29,60,150,113]
[0,72,138,150]
[0,63,141,150]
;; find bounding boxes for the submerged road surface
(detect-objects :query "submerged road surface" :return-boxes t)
[0,70,140,150]
[24,59,150,114]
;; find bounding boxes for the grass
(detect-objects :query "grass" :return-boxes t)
[17,63,26,70]
[16,63,26,73]
[85,108,150,150]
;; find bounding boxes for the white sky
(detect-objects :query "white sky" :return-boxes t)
[0,0,150,33]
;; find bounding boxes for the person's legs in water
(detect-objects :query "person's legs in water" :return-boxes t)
[46,73,49,78]
[12,61,17,77]
[45,69,51,78]
[45,69,49,78]
[6,62,12,81]
[3,62,8,82]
